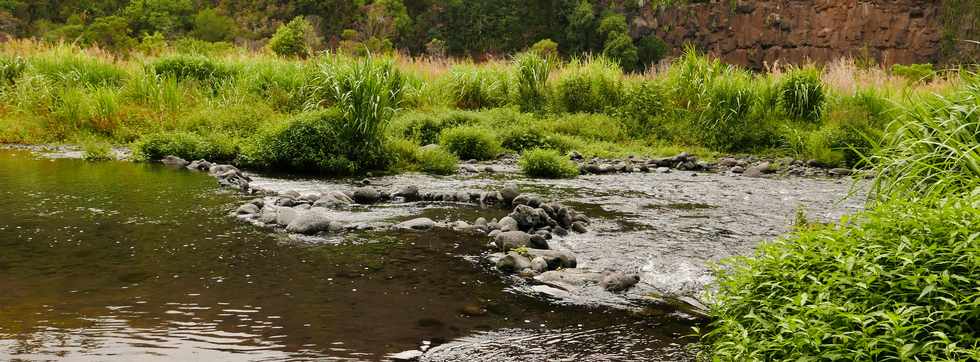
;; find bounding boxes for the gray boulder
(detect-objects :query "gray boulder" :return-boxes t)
[186,159,212,171]
[257,206,278,224]
[600,270,640,292]
[744,162,771,178]
[498,216,519,232]
[395,217,436,231]
[285,211,337,235]
[526,249,577,269]
[570,221,588,233]
[508,205,550,231]
[530,257,548,273]
[275,207,299,226]
[500,183,520,205]
[495,251,532,273]
[494,231,534,251]
[235,203,259,215]
[353,188,382,204]
[160,155,189,167]
[313,191,353,208]
[393,185,420,201]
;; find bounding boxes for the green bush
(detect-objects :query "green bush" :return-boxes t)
[439,126,501,160]
[891,63,936,83]
[518,148,579,178]
[701,195,980,361]
[778,67,825,122]
[135,132,237,161]
[602,32,639,72]
[243,60,310,112]
[513,52,552,113]
[241,109,366,174]
[393,110,483,145]
[618,80,666,136]
[529,39,559,58]
[0,56,27,85]
[192,8,238,42]
[552,56,624,114]
[545,113,626,142]
[637,34,669,70]
[82,141,113,161]
[415,146,458,175]
[151,54,235,83]
[29,51,126,87]
[269,17,314,57]
[501,126,551,152]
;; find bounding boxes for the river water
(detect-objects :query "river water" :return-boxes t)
[0,149,707,361]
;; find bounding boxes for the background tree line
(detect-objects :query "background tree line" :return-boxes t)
[0,0,669,70]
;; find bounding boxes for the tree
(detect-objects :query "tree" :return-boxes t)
[565,0,595,53]
[82,16,137,52]
[122,0,194,36]
[603,32,638,71]
[637,34,669,70]
[192,8,237,42]
[530,38,559,58]
[597,12,627,38]
[268,17,317,57]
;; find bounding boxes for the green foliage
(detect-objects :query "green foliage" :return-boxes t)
[530,39,559,58]
[518,148,579,178]
[691,74,760,151]
[241,109,370,174]
[602,32,639,71]
[151,54,235,83]
[191,8,237,42]
[618,80,666,136]
[392,110,482,145]
[29,51,126,87]
[701,195,980,361]
[80,16,137,52]
[544,112,626,142]
[552,56,624,113]
[778,67,825,122]
[439,126,501,160]
[447,65,509,110]
[173,38,234,56]
[891,63,937,83]
[414,146,458,175]
[867,80,980,203]
[269,17,315,57]
[636,34,669,70]
[122,0,194,35]
[82,140,113,161]
[597,13,628,38]
[565,0,596,54]
[242,60,309,112]
[0,55,26,85]
[513,52,552,113]
[135,131,236,161]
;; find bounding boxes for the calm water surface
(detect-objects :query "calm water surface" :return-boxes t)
[0,150,693,361]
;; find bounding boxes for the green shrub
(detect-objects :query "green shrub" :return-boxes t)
[778,67,825,122]
[82,141,113,161]
[439,126,501,160]
[243,60,310,112]
[415,146,458,175]
[529,39,559,58]
[191,8,238,42]
[501,125,550,152]
[602,32,639,72]
[241,110,365,174]
[518,148,579,178]
[135,132,236,161]
[152,54,235,83]
[173,38,234,56]
[513,52,552,113]
[552,56,624,114]
[701,195,980,361]
[544,113,626,142]
[393,110,484,145]
[637,34,669,70]
[891,63,936,83]
[618,80,666,136]
[269,17,314,57]
[447,65,509,110]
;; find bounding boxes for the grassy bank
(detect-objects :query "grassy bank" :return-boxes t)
[0,40,967,176]
[698,76,980,360]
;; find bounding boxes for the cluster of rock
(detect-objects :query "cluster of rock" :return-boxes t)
[575,152,708,175]
[160,156,252,191]
[714,156,859,178]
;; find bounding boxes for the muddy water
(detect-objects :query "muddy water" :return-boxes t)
[0,150,694,361]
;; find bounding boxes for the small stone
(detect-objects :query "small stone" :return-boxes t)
[600,271,640,292]
[235,203,259,215]
[500,183,520,204]
[498,216,519,232]
[353,188,381,204]
[571,221,588,234]
[395,218,436,231]
[530,257,548,273]
[285,211,337,235]
[495,251,532,273]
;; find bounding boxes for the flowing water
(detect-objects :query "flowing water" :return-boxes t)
[0,149,702,361]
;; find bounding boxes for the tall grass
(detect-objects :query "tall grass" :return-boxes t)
[513,52,552,113]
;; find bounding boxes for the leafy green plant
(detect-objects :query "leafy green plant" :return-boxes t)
[552,56,624,114]
[29,50,126,87]
[82,140,113,161]
[269,17,315,57]
[618,80,666,136]
[439,126,501,160]
[151,54,235,83]
[891,63,937,83]
[700,194,980,361]
[778,66,825,122]
[513,52,552,113]
[0,56,27,85]
[135,131,236,161]
[447,65,509,110]
[240,109,358,173]
[519,148,579,178]
[415,146,458,175]
[529,39,559,58]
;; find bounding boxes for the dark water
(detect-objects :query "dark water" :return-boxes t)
[0,150,694,361]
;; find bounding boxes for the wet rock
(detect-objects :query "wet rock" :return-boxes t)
[285,211,337,234]
[294,204,311,210]
[186,159,212,171]
[528,234,549,249]
[530,257,548,273]
[535,269,602,288]
[461,164,479,173]
[275,207,299,226]
[257,206,278,224]
[481,191,503,206]
[483,166,495,173]
[298,193,320,203]
[498,216,519,232]
[829,168,853,176]
[353,188,381,204]
[570,221,588,234]
[393,185,420,201]
[569,151,583,160]
[495,251,532,273]
[526,249,577,269]
[553,226,569,237]
[534,229,552,240]
[235,203,259,215]
[656,167,671,173]
[487,229,501,238]
[500,183,520,205]
[717,157,739,168]
[275,197,298,207]
[508,205,550,231]
[395,217,436,231]
[160,155,189,167]
[389,350,424,361]
[600,271,640,292]
[744,162,771,178]
[313,191,353,208]
[460,304,488,317]
[474,217,487,227]
[730,165,745,174]
[494,231,534,251]
[248,198,264,207]
[216,170,250,192]
[210,164,240,175]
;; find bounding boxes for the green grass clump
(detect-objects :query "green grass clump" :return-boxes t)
[447,65,509,110]
[778,66,826,122]
[518,148,579,178]
[552,56,624,114]
[618,79,666,136]
[891,63,936,83]
[29,50,126,87]
[392,110,484,145]
[439,126,501,160]
[0,56,27,85]
[82,141,113,161]
[867,79,980,203]
[513,52,552,113]
[135,131,236,161]
[415,146,459,175]
[151,54,236,83]
[700,194,980,361]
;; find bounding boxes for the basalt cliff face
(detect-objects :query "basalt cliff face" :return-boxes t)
[632,0,975,68]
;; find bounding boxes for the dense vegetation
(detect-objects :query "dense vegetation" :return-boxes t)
[0,40,968,176]
[699,76,980,360]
